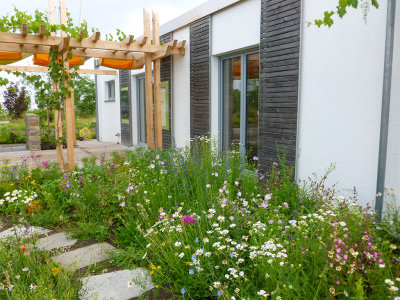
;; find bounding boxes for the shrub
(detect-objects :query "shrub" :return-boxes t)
[3,82,30,120]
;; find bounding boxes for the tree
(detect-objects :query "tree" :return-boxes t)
[314,0,379,27]
[3,82,30,119]
[74,75,96,116]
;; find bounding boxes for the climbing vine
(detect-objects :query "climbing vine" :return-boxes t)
[313,0,379,27]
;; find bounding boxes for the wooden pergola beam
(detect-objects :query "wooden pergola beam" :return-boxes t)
[152,11,162,150]
[143,8,155,150]
[152,45,172,61]
[0,65,117,75]
[21,24,28,37]
[124,35,134,44]
[39,25,47,37]
[56,37,70,55]
[89,31,101,42]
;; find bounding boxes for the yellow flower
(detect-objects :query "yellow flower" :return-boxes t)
[52,267,60,275]
[157,266,161,270]
[149,263,156,270]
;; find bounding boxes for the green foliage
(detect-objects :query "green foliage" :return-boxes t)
[0,141,399,299]
[314,0,379,27]
[0,235,80,299]
[3,82,30,120]
[74,75,96,116]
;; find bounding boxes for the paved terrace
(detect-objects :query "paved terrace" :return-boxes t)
[0,140,131,169]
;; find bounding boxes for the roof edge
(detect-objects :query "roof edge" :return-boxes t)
[159,0,243,35]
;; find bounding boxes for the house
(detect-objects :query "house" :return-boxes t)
[95,0,400,210]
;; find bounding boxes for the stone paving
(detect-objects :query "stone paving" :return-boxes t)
[0,140,130,169]
[0,224,154,299]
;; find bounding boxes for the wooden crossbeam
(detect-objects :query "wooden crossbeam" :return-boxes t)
[39,25,46,37]
[89,32,101,42]
[0,42,145,61]
[0,31,169,54]
[124,35,134,44]
[0,65,117,75]
[152,45,172,61]
[138,37,148,46]
[21,24,28,37]
[56,37,70,55]
[165,39,178,47]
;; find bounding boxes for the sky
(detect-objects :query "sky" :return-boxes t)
[2,0,208,37]
[0,0,208,106]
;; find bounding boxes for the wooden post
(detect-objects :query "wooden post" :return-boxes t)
[49,0,64,169]
[152,11,162,149]
[60,0,75,169]
[144,9,155,150]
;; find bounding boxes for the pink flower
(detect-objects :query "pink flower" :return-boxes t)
[42,161,48,167]
[253,156,258,161]
[343,254,348,260]
[283,202,289,209]
[261,202,269,209]
[268,220,274,224]
[182,216,195,225]
[264,194,272,201]
[243,200,248,207]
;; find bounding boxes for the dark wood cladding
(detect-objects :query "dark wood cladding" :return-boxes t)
[119,70,132,146]
[259,0,301,171]
[160,33,172,149]
[190,16,210,138]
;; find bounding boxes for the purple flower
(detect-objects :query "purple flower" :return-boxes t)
[181,288,185,295]
[264,194,273,201]
[189,269,194,275]
[217,290,222,297]
[182,216,195,225]
[253,156,258,161]
[42,161,48,167]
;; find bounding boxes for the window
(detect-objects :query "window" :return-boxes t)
[105,80,115,101]
[220,51,259,159]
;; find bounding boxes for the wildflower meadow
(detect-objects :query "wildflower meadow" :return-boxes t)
[0,138,399,299]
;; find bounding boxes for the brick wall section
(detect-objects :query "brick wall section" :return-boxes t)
[160,33,173,149]
[120,70,132,146]
[190,16,210,138]
[259,0,301,171]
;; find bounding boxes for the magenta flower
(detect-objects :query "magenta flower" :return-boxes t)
[42,161,48,167]
[182,216,195,225]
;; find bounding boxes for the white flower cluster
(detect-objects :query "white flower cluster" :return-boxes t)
[0,190,37,206]
[249,239,287,263]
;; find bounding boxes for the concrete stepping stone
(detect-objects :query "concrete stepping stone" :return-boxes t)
[53,243,115,271]
[0,225,51,240]
[35,232,78,251]
[79,268,154,300]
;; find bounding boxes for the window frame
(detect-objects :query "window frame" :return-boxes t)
[105,80,115,102]
[218,49,259,157]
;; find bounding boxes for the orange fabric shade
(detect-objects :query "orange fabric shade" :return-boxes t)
[0,52,22,61]
[99,58,141,70]
[33,54,84,67]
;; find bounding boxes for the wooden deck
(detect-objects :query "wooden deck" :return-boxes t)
[0,140,130,169]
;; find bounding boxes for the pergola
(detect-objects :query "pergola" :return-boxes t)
[0,0,186,170]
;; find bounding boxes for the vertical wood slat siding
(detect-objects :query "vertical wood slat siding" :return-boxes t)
[120,70,132,146]
[160,33,173,149]
[190,16,210,138]
[259,0,301,171]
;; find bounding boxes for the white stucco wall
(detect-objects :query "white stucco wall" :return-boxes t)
[211,0,260,56]
[96,71,121,144]
[172,26,191,148]
[296,0,400,207]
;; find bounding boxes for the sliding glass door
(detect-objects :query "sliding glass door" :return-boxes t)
[221,51,259,158]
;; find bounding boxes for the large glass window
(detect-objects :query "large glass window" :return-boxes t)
[221,51,259,158]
